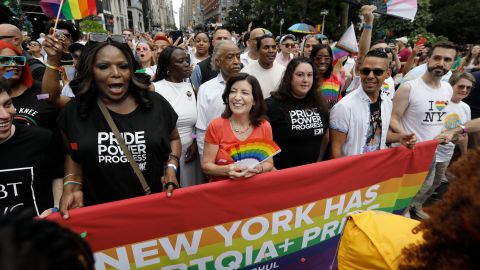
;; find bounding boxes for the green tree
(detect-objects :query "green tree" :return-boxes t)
[429,0,480,44]
[79,19,107,33]
[225,0,348,39]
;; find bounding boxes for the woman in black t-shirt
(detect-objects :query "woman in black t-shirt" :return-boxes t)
[265,57,329,170]
[55,41,181,217]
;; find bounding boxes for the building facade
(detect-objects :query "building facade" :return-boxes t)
[200,0,238,26]
[127,0,144,33]
[181,0,202,29]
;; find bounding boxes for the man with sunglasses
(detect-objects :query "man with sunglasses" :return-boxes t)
[330,50,415,159]
[390,41,457,220]
[27,41,44,64]
[276,34,296,67]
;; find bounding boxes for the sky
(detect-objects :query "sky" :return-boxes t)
[172,0,181,28]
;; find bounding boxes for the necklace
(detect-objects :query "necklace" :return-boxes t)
[230,119,251,134]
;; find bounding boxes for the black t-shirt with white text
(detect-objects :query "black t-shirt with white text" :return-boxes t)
[57,91,178,206]
[266,96,328,169]
[12,82,64,178]
[12,82,58,130]
[0,125,54,216]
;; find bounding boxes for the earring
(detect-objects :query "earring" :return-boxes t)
[167,70,170,75]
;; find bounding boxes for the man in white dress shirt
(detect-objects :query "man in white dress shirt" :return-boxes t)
[196,41,241,157]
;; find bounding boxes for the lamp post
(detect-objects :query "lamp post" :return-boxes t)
[320,9,329,35]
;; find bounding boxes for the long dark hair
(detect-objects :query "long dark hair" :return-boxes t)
[153,46,184,82]
[70,41,152,119]
[221,73,267,127]
[310,44,333,79]
[465,45,480,66]
[271,57,329,118]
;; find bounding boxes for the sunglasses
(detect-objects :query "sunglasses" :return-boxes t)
[359,68,386,76]
[315,56,332,62]
[0,35,15,40]
[373,47,392,53]
[89,33,127,44]
[0,55,26,67]
[282,43,295,48]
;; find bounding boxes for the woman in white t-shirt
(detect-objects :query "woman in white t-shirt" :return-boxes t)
[154,46,203,186]
[189,32,210,67]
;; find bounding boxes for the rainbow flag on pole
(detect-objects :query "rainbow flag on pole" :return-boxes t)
[40,0,97,20]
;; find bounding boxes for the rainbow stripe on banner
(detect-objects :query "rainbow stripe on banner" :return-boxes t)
[40,0,97,20]
[49,141,437,270]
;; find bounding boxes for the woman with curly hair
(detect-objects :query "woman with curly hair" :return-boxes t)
[54,40,181,218]
[400,148,480,270]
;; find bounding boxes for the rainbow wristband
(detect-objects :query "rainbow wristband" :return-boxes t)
[45,62,63,72]
[64,181,83,186]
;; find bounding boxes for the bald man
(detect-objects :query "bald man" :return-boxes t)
[0,23,45,82]
[191,28,233,89]
[240,28,265,67]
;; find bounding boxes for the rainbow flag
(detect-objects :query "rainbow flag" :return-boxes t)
[319,74,342,108]
[40,0,97,20]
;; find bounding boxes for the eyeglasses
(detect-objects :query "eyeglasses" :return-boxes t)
[89,33,127,44]
[359,67,386,76]
[372,47,392,54]
[0,55,26,67]
[315,56,332,62]
[282,43,295,48]
[0,35,15,40]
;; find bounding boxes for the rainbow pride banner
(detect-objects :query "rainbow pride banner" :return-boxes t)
[50,141,437,270]
[40,0,97,20]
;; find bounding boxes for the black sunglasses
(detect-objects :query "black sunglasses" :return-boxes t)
[89,33,127,44]
[359,67,386,76]
[0,55,26,67]
[373,47,392,54]
[282,43,295,48]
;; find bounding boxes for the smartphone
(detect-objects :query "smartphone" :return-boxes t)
[415,37,426,47]
[170,30,183,45]
[55,29,66,39]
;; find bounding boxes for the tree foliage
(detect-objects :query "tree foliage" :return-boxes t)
[225,0,353,40]
[79,20,107,33]
[429,0,480,44]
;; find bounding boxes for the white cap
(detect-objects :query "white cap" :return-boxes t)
[396,37,408,44]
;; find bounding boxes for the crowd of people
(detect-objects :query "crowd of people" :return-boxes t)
[1,4,480,268]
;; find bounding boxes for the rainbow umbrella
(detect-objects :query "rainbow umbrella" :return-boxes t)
[288,23,316,34]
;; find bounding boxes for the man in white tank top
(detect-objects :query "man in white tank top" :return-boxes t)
[390,41,457,219]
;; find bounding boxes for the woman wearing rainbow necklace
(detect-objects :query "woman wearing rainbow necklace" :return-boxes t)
[201,73,274,181]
